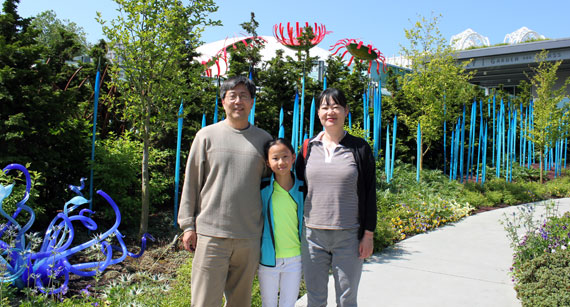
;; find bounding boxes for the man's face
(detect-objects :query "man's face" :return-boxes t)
[222,84,253,123]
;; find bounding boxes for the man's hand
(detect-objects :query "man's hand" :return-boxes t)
[182,230,197,252]
[359,230,374,259]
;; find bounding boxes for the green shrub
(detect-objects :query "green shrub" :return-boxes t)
[515,248,570,307]
[346,123,374,150]
[93,132,174,228]
[377,163,473,244]
[0,282,17,306]
[503,204,570,306]
[463,174,570,210]
[511,164,540,182]
[484,190,503,205]
[479,164,540,183]
[375,210,400,250]
[460,187,489,208]
[513,211,570,274]
[545,176,570,198]
[0,165,45,225]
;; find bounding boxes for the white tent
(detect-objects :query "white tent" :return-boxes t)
[196,35,331,77]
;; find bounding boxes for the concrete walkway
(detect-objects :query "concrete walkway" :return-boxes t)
[296,198,570,306]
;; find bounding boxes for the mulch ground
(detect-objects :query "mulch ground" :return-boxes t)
[65,234,188,297]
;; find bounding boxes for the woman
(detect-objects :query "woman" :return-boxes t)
[296,88,376,306]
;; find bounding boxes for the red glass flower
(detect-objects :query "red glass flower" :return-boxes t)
[200,36,267,77]
[273,22,330,51]
[330,38,387,74]
[200,50,225,78]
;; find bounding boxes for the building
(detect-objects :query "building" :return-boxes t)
[452,29,570,96]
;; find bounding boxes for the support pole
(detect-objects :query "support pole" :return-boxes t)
[173,101,184,227]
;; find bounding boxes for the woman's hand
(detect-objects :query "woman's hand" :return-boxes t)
[359,230,374,259]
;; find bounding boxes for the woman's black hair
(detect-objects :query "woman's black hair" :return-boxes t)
[317,87,348,108]
[263,138,295,160]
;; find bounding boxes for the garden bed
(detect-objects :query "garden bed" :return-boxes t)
[3,164,570,306]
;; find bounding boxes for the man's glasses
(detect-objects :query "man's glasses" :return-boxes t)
[225,93,252,102]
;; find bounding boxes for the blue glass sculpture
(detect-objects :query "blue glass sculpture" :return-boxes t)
[0,163,153,294]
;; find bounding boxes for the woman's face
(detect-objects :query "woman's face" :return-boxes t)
[318,97,348,130]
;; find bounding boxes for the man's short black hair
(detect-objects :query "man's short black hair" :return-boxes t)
[220,76,256,100]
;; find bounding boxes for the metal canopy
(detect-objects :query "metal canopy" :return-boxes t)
[455,37,570,88]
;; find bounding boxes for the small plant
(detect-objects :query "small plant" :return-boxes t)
[514,247,570,307]
[0,276,17,306]
[502,202,570,306]
[375,163,473,247]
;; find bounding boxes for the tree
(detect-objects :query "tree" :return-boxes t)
[382,67,416,161]
[514,80,532,108]
[0,0,92,223]
[97,0,219,235]
[227,12,265,79]
[256,49,297,135]
[325,55,368,127]
[30,10,89,57]
[527,50,570,183]
[398,14,476,170]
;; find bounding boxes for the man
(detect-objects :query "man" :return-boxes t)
[178,75,272,306]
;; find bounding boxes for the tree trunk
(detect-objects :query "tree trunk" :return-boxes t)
[139,101,151,236]
[539,150,543,184]
[420,143,430,171]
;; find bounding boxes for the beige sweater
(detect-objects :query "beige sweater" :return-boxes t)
[177,120,272,239]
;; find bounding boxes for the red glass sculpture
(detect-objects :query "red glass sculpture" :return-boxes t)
[273,22,330,51]
[330,38,387,74]
[200,36,267,77]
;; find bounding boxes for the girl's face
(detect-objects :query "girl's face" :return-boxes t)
[267,143,295,177]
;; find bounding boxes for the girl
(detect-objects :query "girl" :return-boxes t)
[259,138,305,307]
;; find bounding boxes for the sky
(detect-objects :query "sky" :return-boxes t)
[15,0,570,58]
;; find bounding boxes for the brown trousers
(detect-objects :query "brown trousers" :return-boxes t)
[191,234,260,307]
